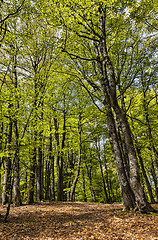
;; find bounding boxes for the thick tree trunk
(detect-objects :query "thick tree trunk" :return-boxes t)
[113,102,149,211]
[106,107,136,209]
[2,118,12,205]
[115,117,130,181]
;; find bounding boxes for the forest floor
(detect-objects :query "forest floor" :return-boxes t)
[0,202,158,240]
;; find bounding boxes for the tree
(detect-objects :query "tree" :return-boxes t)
[54,0,157,211]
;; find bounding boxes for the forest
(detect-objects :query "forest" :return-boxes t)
[0,0,158,218]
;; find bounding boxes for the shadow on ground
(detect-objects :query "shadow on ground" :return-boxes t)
[0,202,158,239]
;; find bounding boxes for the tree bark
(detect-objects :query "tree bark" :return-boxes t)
[104,157,112,203]
[13,120,21,206]
[36,130,43,202]
[113,102,149,211]
[0,121,3,203]
[143,94,158,179]
[82,169,87,202]
[27,142,36,204]
[27,135,36,204]
[69,115,82,201]
[54,116,64,201]
[12,48,21,206]
[2,116,12,205]
[106,107,136,209]
[45,159,51,200]
[151,161,158,202]
[85,161,96,202]
[135,142,155,203]
[49,129,55,201]
[95,139,110,203]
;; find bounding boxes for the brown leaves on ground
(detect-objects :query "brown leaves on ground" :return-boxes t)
[0,202,158,240]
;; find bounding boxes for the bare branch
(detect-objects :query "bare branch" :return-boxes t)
[62,49,97,61]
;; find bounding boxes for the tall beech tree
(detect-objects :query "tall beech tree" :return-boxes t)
[55,0,157,211]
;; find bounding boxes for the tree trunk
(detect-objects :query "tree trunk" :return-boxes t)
[45,159,51,200]
[95,139,110,203]
[135,142,155,203]
[49,129,55,201]
[13,120,21,206]
[85,162,96,202]
[96,5,151,212]
[36,131,43,202]
[27,139,36,204]
[106,107,136,209]
[104,155,112,203]
[115,116,130,181]
[151,161,158,202]
[2,117,12,205]
[82,169,87,202]
[93,12,136,210]
[0,121,3,203]
[28,71,38,204]
[143,95,158,179]
[69,115,82,201]
[54,111,66,201]
[113,102,149,211]
[12,48,21,206]
[109,179,115,202]
[66,151,75,201]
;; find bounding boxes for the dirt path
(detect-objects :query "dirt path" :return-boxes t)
[0,202,158,239]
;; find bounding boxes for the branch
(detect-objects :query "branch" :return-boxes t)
[74,30,100,42]
[144,19,158,31]
[62,49,97,61]
[126,114,147,126]
[20,108,33,140]
[79,78,105,113]
[0,0,25,24]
